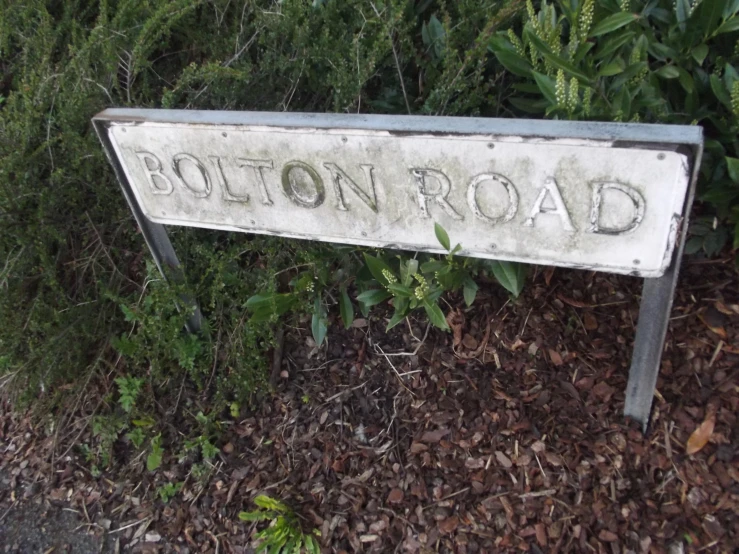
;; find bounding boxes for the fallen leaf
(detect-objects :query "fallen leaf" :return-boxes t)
[410,442,428,454]
[548,349,563,366]
[544,452,563,466]
[557,294,589,308]
[387,488,404,504]
[495,451,513,469]
[598,529,617,542]
[686,412,715,455]
[583,311,598,331]
[446,309,464,347]
[543,266,555,286]
[438,516,459,534]
[420,429,449,443]
[461,334,478,350]
[530,440,546,453]
[535,523,547,547]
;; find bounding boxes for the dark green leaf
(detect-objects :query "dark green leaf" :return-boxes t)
[734,220,739,249]
[675,0,690,27]
[423,300,449,330]
[703,228,728,257]
[683,236,704,255]
[525,28,591,83]
[434,222,451,251]
[509,97,547,113]
[311,297,328,347]
[597,60,625,77]
[363,253,393,285]
[656,65,680,79]
[589,12,638,37]
[593,31,635,60]
[339,288,354,329]
[532,72,557,105]
[488,260,527,298]
[491,48,533,77]
[420,260,446,273]
[693,0,725,36]
[356,289,391,307]
[386,309,407,331]
[726,157,739,182]
[387,282,413,297]
[710,74,733,109]
[692,44,709,65]
[678,69,695,93]
[463,277,478,307]
[400,258,419,287]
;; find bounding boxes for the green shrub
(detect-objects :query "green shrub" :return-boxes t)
[489,0,739,255]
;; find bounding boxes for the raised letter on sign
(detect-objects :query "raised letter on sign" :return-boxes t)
[238,159,274,206]
[410,168,463,221]
[323,163,378,213]
[524,177,575,231]
[172,153,212,198]
[135,151,173,195]
[281,161,325,208]
[209,156,248,203]
[587,182,645,235]
[467,173,519,225]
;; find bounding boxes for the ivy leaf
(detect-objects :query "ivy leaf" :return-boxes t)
[423,300,449,330]
[487,260,527,298]
[588,12,638,37]
[434,222,451,251]
[339,288,354,329]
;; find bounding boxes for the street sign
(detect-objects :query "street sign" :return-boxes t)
[94,109,703,431]
[104,114,689,277]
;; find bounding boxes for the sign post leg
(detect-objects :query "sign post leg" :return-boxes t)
[93,121,202,334]
[624,264,679,432]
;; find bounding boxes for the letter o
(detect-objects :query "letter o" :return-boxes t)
[172,153,212,198]
[281,161,325,208]
[467,173,519,224]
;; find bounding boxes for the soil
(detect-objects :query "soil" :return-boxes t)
[0,258,737,553]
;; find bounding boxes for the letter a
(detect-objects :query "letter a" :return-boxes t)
[524,177,575,231]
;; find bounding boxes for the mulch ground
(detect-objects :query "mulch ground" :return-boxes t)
[0,257,737,553]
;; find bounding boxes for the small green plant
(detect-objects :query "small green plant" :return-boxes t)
[115,376,144,413]
[147,434,164,471]
[246,223,527,340]
[157,481,183,503]
[239,495,321,554]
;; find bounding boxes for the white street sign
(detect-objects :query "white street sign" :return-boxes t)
[103,115,690,277]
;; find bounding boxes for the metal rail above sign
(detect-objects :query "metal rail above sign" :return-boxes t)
[93,109,703,431]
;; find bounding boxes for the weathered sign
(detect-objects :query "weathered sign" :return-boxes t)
[93,110,703,432]
[103,115,689,277]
